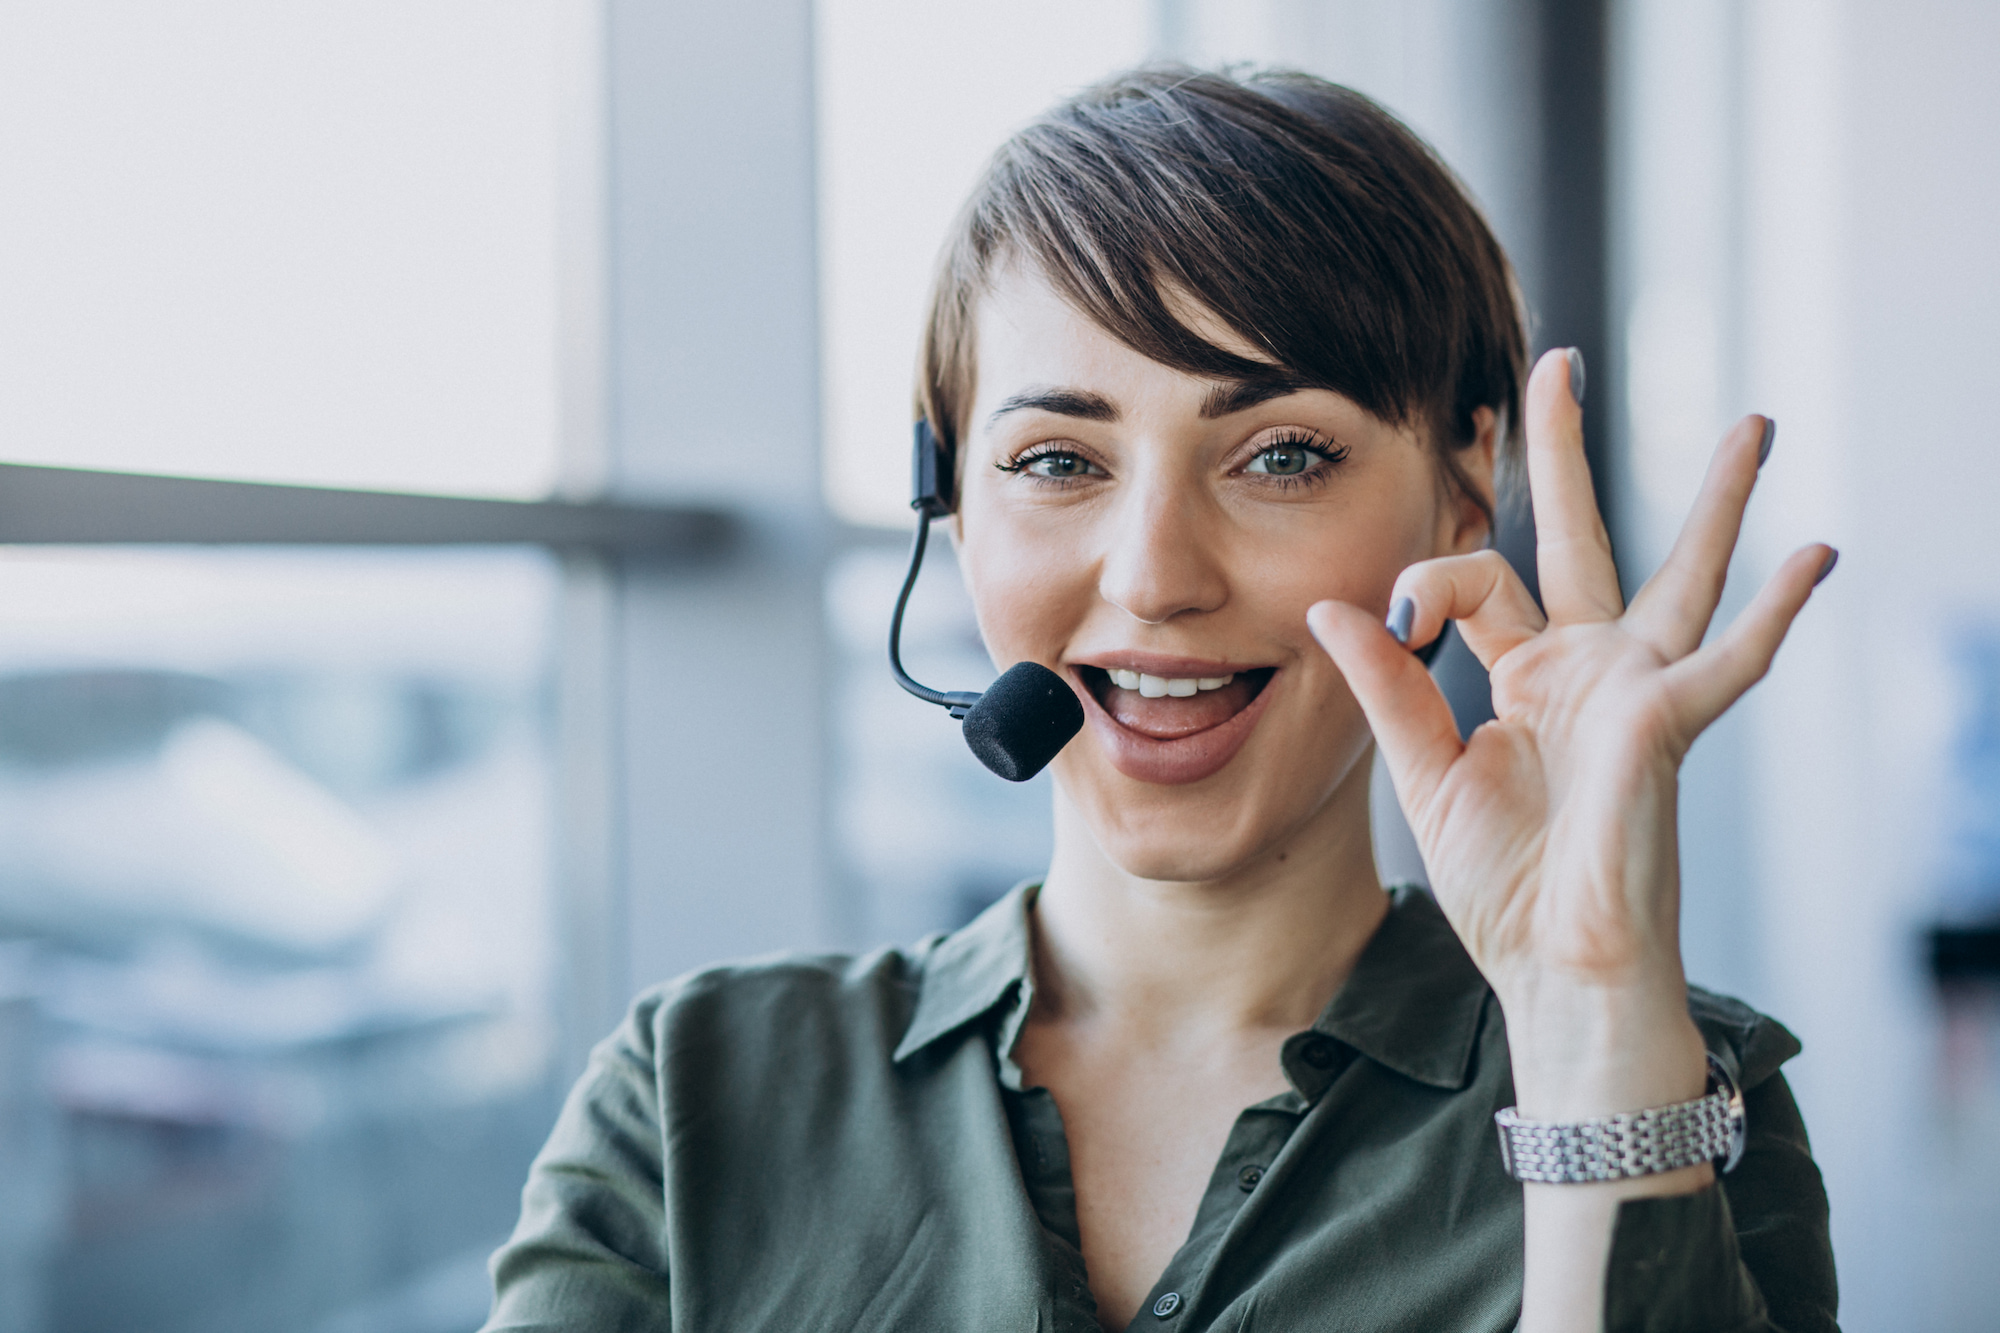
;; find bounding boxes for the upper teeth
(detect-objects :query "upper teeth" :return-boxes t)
[1108,669,1234,696]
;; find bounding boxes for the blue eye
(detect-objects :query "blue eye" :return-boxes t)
[1025,452,1092,479]
[997,448,1099,482]
[1243,432,1348,483]
[1247,444,1316,475]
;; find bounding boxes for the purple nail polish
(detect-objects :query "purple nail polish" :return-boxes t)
[1758,418,1776,467]
[1566,348,1586,407]
[1814,548,1839,586]
[1386,596,1415,645]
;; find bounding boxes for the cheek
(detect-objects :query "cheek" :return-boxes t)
[956,511,1089,666]
[1240,496,1434,623]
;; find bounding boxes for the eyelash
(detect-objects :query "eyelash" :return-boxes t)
[993,430,1353,491]
[993,443,1100,489]
[1251,429,1351,490]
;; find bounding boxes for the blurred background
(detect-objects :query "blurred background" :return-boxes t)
[0,1,1991,1329]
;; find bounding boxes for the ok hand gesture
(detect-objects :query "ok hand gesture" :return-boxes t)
[1308,348,1833,1123]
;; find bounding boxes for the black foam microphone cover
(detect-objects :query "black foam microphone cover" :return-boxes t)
[961,661,1085,782]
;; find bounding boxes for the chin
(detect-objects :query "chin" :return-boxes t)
[1052,755,1315,886]
[1097,832,1269,885]
[1049,693,1376,887]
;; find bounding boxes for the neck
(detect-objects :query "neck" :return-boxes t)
[1033,753,1390,1043]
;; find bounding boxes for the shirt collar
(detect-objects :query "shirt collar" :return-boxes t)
[892,881,1491,1095]
[892,880,1037,1064]
[1310,885,1491,1091]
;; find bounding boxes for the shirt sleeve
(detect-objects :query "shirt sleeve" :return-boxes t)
[480,996,674,1333]
[1601,1070,1838,1333]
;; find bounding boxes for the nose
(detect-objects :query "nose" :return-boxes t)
[1096,480,1229,625]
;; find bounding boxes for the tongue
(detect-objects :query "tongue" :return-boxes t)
[1103,678,1256,739]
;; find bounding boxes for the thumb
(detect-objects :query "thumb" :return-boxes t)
[1306,598,1464,817]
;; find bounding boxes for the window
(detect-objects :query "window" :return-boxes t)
[0,549,557,1333]
[0,6,663,1330]
[0,0,584,498]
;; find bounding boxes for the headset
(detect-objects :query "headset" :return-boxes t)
[890,420,1084,781]
[888,419,1449,782]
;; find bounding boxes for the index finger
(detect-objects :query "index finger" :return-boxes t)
[1526,348,1623,624]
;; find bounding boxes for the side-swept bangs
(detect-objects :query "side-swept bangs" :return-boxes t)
[919,66,1527,519]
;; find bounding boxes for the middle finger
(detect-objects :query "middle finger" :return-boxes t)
[1525,348,1625,625]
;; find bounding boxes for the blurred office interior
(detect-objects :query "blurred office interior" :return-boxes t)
[0,1,1993,1329]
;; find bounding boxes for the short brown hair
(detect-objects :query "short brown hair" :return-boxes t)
[918,66,1526,519]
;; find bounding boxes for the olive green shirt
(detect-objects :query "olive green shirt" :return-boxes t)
[484,885,1837,1332]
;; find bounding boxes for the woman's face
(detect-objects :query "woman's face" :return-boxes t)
[954,267,1494,883]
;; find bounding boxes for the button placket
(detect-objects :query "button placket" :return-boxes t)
[1125,1104,1300,1330]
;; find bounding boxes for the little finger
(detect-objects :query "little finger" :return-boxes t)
[1661,543,1837,739]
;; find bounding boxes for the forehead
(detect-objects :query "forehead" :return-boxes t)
[963,264,1417,448]
[969,264,1278,409]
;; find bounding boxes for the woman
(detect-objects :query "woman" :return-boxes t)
[484,69,1837,1332]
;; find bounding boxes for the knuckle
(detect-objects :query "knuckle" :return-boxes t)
[1463,550,1510,598]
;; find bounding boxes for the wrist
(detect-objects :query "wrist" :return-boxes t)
[1497,977,1707,1121]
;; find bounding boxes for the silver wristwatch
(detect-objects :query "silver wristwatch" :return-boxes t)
[1493,1053,1747,1184]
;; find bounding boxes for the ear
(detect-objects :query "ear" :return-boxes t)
[1440,406,1498,556]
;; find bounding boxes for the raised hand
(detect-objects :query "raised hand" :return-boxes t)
[1308,348,1833,1119]
[1308,347,1833,1330]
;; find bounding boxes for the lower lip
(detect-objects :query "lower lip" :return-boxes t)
[1078,672,1279,786]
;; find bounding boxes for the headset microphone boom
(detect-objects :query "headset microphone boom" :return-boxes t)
[888,420,1085,782]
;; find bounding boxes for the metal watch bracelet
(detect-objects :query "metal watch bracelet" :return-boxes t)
[1493,1053,1747,1184]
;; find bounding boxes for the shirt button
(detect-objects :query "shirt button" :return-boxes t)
[1152,1292,1183,1318]
[1237,1164,1264,1191]
[1300,1036,1338,1069]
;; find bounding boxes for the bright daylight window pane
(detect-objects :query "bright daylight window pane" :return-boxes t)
[814,0,1153,528]
[0,548,558,1331]
[0,3,581,498]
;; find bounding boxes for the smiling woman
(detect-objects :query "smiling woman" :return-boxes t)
[955,269,1479,812]
[485,68,1839,1333]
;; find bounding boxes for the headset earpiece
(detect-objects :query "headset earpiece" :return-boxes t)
[911,419,954,517]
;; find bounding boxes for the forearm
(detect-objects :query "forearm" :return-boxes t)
[1505,979,1714,1333]
[1521,1165,1715,1332]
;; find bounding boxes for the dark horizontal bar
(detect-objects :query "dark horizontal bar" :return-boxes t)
[0,462,732,553]
[1929,922,2000,981]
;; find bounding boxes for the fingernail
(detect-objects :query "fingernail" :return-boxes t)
[1565,347,1586,407]
[1758,417,1777,467]
[1814,548,1839,586]
[1386,596,1415,645]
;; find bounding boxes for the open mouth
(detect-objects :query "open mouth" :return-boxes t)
[1077,665,1276,739]
[1072,663,1279,785]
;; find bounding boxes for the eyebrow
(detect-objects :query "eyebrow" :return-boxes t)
[987,387,1120,426]
[1199,376,1312,418]
[986,376,1312,429]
